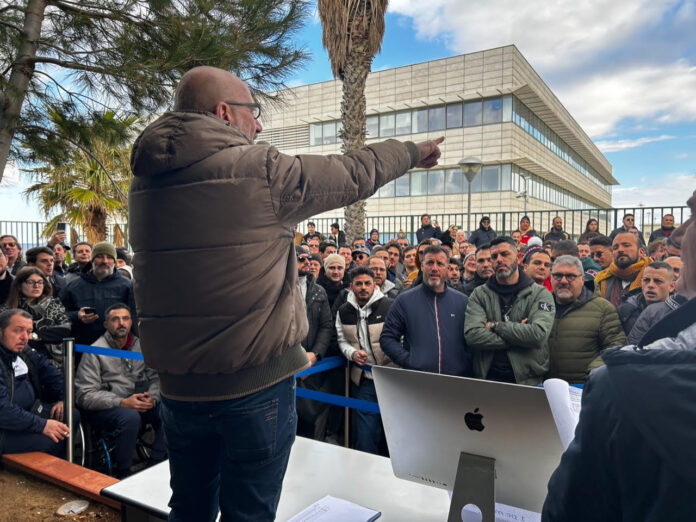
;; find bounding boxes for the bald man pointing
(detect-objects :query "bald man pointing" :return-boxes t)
[128,66,444,521]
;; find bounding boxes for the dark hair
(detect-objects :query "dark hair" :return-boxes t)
[116,248,131,264]
[584,218,598,232]
[448,257,461,267]
[308,221,315,227]
[0,309,33,330]
[421,213,430,220]
[422,244,448,260]
[105,303,132,319]
[623,213,634,219]
[309,253,321,263]
[520,215,530,223]
[523,247,550,265]
[589,235,612,248]
[351,238,365,248]
[371,245,385,254]
[319,240,337,254]
[646,261,674,276]
[475,243,491,255]
[25,246,54,265]
[489,236,517,252]
[349,266,375,282]
[0,235,22,254]
[331,222,340,230]
[385,240,402,257]
[581,231,600,242]
[5,267,52,308]
[403,246,417,256]
[552,240,579,257]
[663,213,674,220]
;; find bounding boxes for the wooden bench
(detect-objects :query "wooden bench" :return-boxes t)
[1,452,121,509]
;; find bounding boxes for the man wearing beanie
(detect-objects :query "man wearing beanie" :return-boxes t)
[316,253,348,310]
[60,241,134,345]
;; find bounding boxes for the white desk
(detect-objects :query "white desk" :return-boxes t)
[102,436,451,521]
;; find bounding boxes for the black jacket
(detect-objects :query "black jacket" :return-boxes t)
[468,227,496,248]
[543,347,696,521]
[648,226,676,243]
[59,269,134,345]
[616,293,648,335]
[416,224,442,243]
[627,294,689,345]
[0,345,64,454]
[462,272,488,296]
[301,274,333,359]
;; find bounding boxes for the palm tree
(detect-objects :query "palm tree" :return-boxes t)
[318,0,389,244]
[23,112,136,244]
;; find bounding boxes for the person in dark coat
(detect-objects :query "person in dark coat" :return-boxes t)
[59,242,134,345]
[648,213,677,243]
[468,216,497,248]
[0,309,77,456]
[415,214,443,243]
[295,247,334,441]
[462,245,494,296]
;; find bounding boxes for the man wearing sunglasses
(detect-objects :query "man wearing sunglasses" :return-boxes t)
[546,255,625,384]
[0,235,25,276]
[129,65,445,522]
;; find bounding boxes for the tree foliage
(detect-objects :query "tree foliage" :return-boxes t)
[0,0,310,183]
[23,110,138,244]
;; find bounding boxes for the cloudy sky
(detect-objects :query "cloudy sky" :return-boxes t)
[1,0,694,220]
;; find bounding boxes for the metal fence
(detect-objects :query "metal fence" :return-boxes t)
[1,205,690,251]
[297,206,691,246]
[0,221,127,251]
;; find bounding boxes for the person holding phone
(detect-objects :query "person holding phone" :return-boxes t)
[75,303,165,478]
[60,242,134,345]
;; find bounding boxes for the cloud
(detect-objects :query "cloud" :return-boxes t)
[388,0,681,71]
[595,135,675,153]
[612,174,696,207]
[556,61,696,137]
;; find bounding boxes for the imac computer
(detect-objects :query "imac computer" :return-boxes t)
[372,366,565,522]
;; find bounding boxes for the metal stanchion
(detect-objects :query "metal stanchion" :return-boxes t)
[63,338,75,463]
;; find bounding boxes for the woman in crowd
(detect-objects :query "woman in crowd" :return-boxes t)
[579,218,599,242]
[1,267,71,369]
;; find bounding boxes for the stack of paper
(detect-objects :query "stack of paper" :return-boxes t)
[287,495,381,522]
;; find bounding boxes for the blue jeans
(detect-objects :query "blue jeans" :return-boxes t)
[350,379,384,455]
[161,377,297,522]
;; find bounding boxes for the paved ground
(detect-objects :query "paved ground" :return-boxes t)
[0,466,119,521]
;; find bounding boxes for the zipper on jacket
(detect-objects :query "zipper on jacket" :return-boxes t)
[434,296,443,374]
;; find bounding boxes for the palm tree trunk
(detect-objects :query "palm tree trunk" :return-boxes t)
[340,34,372,245]
[85,207,107,243]
[0,0,47,183]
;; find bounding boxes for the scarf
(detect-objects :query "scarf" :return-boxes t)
[595,257,652,298]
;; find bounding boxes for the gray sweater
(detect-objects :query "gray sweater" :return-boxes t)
[75,332,159,410]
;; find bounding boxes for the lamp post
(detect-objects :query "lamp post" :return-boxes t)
[458,157,483,237]
[516,174,530,216]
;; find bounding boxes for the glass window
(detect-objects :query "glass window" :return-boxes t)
[446,103,463,128]
[395,111,412,135]
[366,115,379,138]
[501,164,511,191]
[471,171,482,192]
[310,124,322,146]
[411,171,428,196]
[481,165,500,192]
[395,175,410,197]
[412,108,428,134]
[428,170,444,194]
[322,122,336,144]
[502,95,512,122]
[428,106,446,131]
[336,121,343,142]
[483,98,502,124]
[380,113,395,137]
[464,101,483,126]
[379,180,395,198]
[445,169,463,194]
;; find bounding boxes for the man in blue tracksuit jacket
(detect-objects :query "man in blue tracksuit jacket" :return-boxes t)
[380,245,471,376]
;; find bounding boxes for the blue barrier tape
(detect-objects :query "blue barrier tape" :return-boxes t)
[296,387,381,414]
[75,344,145,361]
[296,356,345,377]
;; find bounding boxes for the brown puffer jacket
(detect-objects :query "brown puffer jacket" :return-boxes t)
[129,111,419,401]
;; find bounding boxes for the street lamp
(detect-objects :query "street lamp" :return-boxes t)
[516,174,530,215]
[458,157,483,236]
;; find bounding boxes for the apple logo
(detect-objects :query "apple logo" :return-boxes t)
[465,408,485,431]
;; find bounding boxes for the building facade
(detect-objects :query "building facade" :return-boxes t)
[260,45,615,235]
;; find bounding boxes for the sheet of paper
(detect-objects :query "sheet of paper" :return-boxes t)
[462,502,540,522]
[543,378,582,450]
[287,495,381,522]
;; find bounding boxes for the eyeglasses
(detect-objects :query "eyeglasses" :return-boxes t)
[225,101,261,119]
[1,242,17,248]
[23,279,45,287]
[551,273,580,282]
[297,256,310,263]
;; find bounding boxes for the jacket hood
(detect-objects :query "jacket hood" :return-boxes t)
[347,286,384,310]
[130,111,253,177]
[382,279,396,294]
[603,347,696,487]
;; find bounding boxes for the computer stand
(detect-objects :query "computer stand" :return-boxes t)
[448,452,496,522]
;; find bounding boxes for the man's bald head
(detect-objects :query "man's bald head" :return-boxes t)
[174,66,249,112]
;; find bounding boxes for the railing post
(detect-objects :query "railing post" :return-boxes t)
[344,364,350,448]
[63,338,75,463]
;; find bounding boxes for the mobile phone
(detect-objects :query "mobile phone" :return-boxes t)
[83,307,97,315]
[57,223,66,232]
